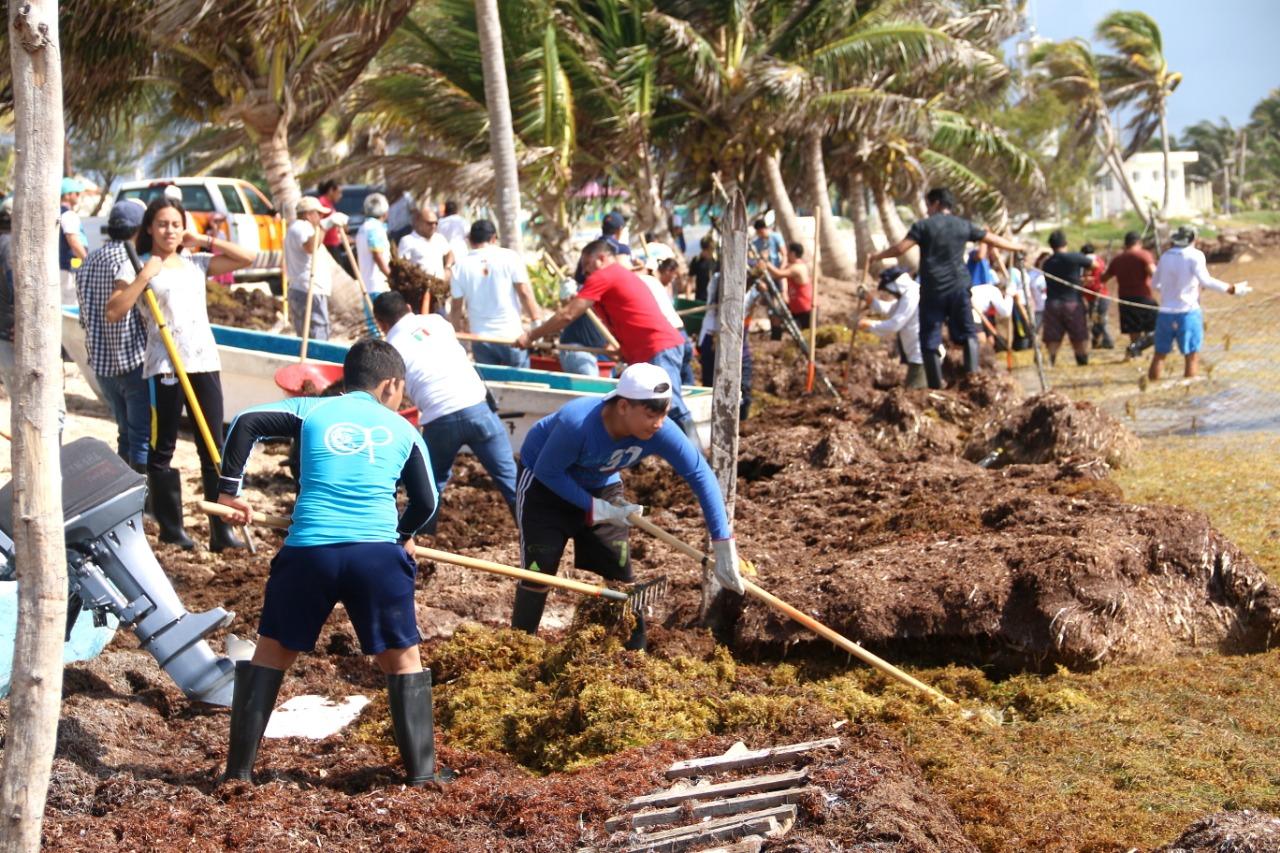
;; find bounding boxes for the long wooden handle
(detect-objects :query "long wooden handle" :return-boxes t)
[628,514,957,709]
[338,229,383,340]
[198,501,626,601]
[299,227,321,362]
[456,331,609,355]
[584,308,622,351]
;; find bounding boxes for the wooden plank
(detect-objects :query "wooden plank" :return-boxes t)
[621,805,796,853]
[666,738,841,779]
[624,769,807,812]
[606,786,818,832]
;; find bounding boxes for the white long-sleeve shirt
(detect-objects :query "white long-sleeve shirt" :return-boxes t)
[866,273,923,364]
[385,312,487,425]
[1153,246,1230,313]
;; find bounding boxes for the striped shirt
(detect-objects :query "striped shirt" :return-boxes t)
[75,242,146,377]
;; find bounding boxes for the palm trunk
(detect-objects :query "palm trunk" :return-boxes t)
[872,182,920,271]
[1159,104,1172,216]
[1,3,68,850]
[1097,115,1146,220]
[760,148,804,250]
[254,117,301,223]
[475,0,524,255]
[636,142,670,243]
[847,171,873,275]
[531,195,573,271]
[802,129,855,280]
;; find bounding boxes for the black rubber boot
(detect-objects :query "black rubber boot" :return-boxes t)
[624,610,647,652]
[202,470,245,553]
[1075,352,1090,366]
[511,584,549,635]
[387,670,453,786]
[922,349,944,390]
[223,661,285,783]
[149,468,195,550]
[963,338,982,374]
[130,463,155,522]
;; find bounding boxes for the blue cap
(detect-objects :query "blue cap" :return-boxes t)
[107,198,146,231]
[60,177,84,196]
[602,211,626,234]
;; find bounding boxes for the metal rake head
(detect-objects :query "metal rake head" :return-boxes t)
[628,575,669,615]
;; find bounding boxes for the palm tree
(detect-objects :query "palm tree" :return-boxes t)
[1096,11,1182,217]
[1028,38,1148,220]
[476,0,525,251]
[1,1,413,220]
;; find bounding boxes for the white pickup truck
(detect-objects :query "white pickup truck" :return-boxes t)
[83,177,284,287]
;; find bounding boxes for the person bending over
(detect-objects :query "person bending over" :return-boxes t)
[510,362,745,651]
[215,339,449,787]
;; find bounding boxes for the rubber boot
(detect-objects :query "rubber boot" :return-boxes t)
[963,338,982,374]
[511,584,549,635]
[1075,352,1090,366]
[223,661,285,782]
[904,363,927,389]
[922,349,944,390]
[203,469,245,553]
[387,670,454,786]
[149,468,195,550]
[624,610,647,652]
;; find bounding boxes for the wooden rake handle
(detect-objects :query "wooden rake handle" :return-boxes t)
[197,501,626,601]
[627,514,957,709]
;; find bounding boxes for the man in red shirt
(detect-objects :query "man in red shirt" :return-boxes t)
[315,180,351,275]
[517,239,697,440]
[1079,243,1113,349]
[763,241,813,341]
[1101,231,1158,357]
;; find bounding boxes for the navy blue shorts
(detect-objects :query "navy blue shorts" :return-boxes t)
[258,542,420,655]
[918,289,977,351]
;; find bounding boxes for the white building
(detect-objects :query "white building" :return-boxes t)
[1091,150,1213,220]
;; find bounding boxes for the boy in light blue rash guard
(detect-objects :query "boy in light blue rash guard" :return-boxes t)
[511,362,745,651]
[214,340,451,788]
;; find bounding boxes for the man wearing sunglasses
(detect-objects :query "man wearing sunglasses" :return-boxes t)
[508,362,745,651]
[398,203,455,287]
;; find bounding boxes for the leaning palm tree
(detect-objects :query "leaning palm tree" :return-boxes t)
[1028,38,1148,220]
[475,0,525,250]
[1,1,413,220]
[1096,10,1182,217]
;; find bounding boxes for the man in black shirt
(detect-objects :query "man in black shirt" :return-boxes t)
[1039,230,1096,366]
[869,188,1026,388]
[687,235,718,302]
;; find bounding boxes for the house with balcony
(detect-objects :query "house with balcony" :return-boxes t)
[1091,150,1213,220]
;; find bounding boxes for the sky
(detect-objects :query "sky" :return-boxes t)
[1013,0,1280,137]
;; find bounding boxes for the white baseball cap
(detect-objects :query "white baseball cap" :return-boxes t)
[604,362,673,402]
[295,196,324,216]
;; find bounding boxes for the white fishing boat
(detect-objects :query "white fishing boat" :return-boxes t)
[61,308,714,450]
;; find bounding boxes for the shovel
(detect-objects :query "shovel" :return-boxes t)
[198,501,627,602]
[627,514,964,714]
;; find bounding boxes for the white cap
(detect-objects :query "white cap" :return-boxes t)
[603,362,673,402]
[163,184,183,202]
[295,196,324,216]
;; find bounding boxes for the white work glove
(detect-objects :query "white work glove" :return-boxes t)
[1232,281,1251,296]
[320,211,349,230]
[590,497,644,527]
[712,538,746,595]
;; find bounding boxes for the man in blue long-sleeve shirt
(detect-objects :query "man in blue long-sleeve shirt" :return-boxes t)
[511,362,744,651]
[214,340,449,787]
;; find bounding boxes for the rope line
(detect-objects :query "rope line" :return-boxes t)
[1030,266,1252,314]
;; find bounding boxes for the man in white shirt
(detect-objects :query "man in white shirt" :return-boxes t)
[285,197,347,340]
[437,200,470,263]
[374,290,516,527]
[398,204,455,286]
[58,177,88,306]
[449,219,540,368]
[1148,226,1245,381]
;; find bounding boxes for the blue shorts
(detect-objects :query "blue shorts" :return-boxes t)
[258,542,420,655]
[1154,309,1203,355]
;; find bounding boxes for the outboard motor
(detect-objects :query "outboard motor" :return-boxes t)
[0,438,235,705]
